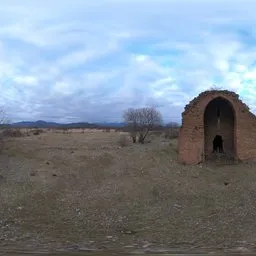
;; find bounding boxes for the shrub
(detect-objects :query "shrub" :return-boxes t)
[0,128,23,152]
[62,128,70,134]
[164,128,179,139]
[123,107,163,144]
[150,130,163,137]
[1,128,23,137]
[31,129,44,136]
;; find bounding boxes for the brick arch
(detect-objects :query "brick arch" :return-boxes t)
[203,96,236,159]
[178,90,256,164]
[203,95,237,117]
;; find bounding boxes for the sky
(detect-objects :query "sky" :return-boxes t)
[1,0,256,123]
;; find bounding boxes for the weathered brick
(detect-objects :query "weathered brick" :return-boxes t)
[178,90,256,164]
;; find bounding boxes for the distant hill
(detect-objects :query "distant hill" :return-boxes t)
[95,122,125,128]
[10,120,126,129]
[10,120,178,129]
[11,120,60,128]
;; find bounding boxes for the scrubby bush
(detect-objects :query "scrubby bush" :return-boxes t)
[123,107,163,144]
[1,128,23,137]
[164,128,179,139]
[31,129,44,135]
[150,130,163,137]
[163,122,180,139]
[0,128,23,151]
[62,128,71,134]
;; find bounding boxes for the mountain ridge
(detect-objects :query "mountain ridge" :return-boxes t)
[10,120,126,128]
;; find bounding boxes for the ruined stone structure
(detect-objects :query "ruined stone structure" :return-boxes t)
[178,90,256,164]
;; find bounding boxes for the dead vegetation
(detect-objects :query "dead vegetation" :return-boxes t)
[1,128,23,137]
[123,106,163,144]
[0,129,256,253]
[163,122,180,139]
[0,128,45,137]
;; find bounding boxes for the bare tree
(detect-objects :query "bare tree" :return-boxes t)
[123,107,163,144]
[0,109,11,150]
[123,108,140,143]
[0,109,9,127]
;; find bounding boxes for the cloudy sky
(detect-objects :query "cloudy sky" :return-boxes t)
[1,0,256,123]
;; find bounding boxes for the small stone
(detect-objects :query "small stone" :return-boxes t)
[106,236,113,239]
[233,247,250,253]
[66,245,79,251]
[121,230,137,235]
[142,242,152,248]
[52,174,57,177]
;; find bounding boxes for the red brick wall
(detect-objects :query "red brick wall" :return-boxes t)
[178,90,256,164]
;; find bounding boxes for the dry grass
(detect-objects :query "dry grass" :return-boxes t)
[117,134,129,147]
[1,129,256,253]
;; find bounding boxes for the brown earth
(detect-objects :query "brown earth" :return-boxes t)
[0,129,256,254]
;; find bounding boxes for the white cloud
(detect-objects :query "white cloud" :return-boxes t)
[13,75,38,86]
[53,81,71,95]
[0,0,256,122]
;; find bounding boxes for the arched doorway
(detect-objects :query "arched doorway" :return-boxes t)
[204,97,235,160]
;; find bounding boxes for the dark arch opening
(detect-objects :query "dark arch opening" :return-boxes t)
[204,97,235,160]
[212,134,223,153]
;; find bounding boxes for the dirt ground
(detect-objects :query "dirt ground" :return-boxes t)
[0,129,256,254]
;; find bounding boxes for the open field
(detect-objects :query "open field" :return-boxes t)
[0,129,256,254]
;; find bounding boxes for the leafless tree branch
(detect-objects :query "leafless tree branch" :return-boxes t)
[123,107,163,144]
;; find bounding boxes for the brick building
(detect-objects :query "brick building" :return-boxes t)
[178,90,256,164]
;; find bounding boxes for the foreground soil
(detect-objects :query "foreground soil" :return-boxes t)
[0,129,256,254]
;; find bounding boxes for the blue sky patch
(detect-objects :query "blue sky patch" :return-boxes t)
[0,0,256,123]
